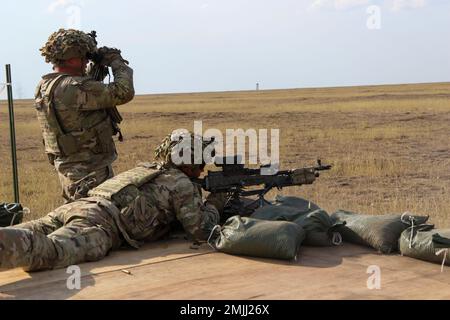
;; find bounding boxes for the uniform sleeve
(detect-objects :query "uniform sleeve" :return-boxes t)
[172,178,220,241]
[76,58,135,110]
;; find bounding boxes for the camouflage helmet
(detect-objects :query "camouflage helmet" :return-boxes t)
[155,130,215,169]
[40,28,97,64]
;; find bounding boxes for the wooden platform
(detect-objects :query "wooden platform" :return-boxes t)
[0,238,448,300]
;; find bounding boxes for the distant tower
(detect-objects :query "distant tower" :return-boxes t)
[256,82,259,91]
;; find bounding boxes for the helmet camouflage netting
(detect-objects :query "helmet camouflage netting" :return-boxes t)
[154,130,215,168]
[40,28,97,64]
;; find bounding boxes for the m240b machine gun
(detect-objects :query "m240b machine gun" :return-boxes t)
[195,156,332,219]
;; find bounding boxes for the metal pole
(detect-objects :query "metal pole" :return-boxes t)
[5,64,20,203]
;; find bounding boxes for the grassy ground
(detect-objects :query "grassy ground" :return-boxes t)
[1,82,449,227]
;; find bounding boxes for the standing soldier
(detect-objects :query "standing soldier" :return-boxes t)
[35,29,135,202]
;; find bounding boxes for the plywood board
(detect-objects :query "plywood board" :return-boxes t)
[1,240,448,300]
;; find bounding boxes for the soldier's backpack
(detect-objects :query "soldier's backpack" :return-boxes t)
[399,225,450,268]
[0,202,24,227]
[331,210,429,254]
[209,215,305,260]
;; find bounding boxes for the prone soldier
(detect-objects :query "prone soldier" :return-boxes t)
[0,132,224,272]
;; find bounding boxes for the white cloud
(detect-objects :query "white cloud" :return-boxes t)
[389,0,427,11]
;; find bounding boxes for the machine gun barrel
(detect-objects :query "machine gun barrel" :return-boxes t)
[197,158,332,193]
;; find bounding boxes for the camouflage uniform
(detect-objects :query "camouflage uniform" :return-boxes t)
[0,133,221,272]
[0,165,219,272]
[35,29,134,202]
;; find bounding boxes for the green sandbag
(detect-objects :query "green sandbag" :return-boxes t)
[251,204,307,221]
[251,196,344,246]
[293,210,345,246]
[331,210,429,254]
[399,226,450,266]
[212,216,305,260]
[273,195,321,212]
[0,203,24,227]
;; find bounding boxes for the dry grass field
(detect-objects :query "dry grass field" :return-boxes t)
[1,82,449,227]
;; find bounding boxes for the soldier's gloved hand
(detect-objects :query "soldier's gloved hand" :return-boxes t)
[97,46,126,66]
[205,192,229,215]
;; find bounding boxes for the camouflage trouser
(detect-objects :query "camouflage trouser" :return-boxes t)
[0,198,122,272]
[57,165,114,203]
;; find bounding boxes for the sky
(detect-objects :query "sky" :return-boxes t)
[0,0,449,99]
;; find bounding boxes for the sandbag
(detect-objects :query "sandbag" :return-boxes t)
[272,195,321,212]
[399,225,450,266]
[211,216,305,260]
[293,209,345,246]
[251,196,344,246]
[331,210,429,254]
[251,204,307,221]
[0,203,24,227]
